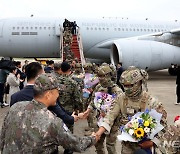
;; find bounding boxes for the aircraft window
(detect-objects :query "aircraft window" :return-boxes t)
[12,32,20,35]
[140,29,143,31]
[129,28,132,31]
[30,32,38,35]
[21,32,29,35]
[13,27,15,30]
[99,28,101,30]
[133,28,136,31]
[95,27,97,30]
[17,27,19,30]
[122,28,124,31]
[144,29,146,31]
[107,28,109,30]
[158,29,160,32]
[151,29,153,32]
[53,27,55,30]
[48,27,51,30]
[31,27,33,30]
[137,29,139,31]
[103,28,105,30]
[86,27,89,30]
[118,28,121,31]
[154,29,157,32]
[39,27,42,30]
[22,27,24,30]
[114,28,116,31]
[35,27,37,30]
[126,28,128,31]
[44,27,46,30]
[26,27,28,30]
[91,27,93,30]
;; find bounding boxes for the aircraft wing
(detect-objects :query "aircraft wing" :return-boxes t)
[97,27,180,49]
[169,28,180,35]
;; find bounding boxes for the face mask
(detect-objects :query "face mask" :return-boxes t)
[75,68,82,74]
[124,81,142,98]
[99,76,112,88]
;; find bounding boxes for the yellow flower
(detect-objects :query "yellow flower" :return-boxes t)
[144,121,150,127]
[134,128,144,138]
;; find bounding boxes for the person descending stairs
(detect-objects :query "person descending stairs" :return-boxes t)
[60,19,86,68]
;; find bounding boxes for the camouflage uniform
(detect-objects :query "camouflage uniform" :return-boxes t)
[57,74,83,113]
[100,66,167,154]
[83,63,99,130]
[88,65,123,154]
[158,124,180,153]
[0,74,96,154]
[71,63,84,89]
[63,30,73,45]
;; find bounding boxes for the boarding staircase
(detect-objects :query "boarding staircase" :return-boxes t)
[60,27,86,66]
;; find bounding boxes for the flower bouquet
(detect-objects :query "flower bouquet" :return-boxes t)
[83,73,99,98]
[94,92,116,126]
[117,109,164,142]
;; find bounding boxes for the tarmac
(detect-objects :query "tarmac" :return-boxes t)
[0,69,179,154]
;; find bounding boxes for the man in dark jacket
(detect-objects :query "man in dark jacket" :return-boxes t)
[171,65,180,105]
[10,62,77,125]
[116,62,124,91]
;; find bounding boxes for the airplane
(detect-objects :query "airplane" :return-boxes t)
[0,17,180,71]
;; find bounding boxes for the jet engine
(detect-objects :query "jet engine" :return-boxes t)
[110,39,180,71]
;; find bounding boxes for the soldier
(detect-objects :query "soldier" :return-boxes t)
[94,66,167,154]
[82,65,123,154]
[0,74,97,153]
[84,62,94,74]
[71,63,84,89]
[83,62,99,134]
[58,61,83,114]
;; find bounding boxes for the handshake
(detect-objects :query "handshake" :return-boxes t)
[91,132,102,142]
[71,110,90,122]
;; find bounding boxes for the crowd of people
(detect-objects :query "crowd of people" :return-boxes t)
[0,58,179,154]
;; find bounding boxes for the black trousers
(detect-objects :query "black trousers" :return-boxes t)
[176,84,180,103]
[0,83,5,103]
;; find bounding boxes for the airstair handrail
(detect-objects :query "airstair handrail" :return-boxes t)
[77,28,86,66]
[60,27,64,62]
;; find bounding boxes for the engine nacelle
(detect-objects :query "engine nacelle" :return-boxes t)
[110,39,180,71]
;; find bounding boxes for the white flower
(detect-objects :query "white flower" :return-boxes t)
[128,129,134,136]
[98,99,102,103]
[144,127,150,133]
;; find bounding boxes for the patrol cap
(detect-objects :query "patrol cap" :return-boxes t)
[34,74,59,92]
[53,63,61,70]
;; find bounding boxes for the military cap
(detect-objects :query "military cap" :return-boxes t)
[83,63,92,68]
[120,66,148,85]
[98,65,112,76]
[34,74,59,92]
[53,62,61,70]
[75,63,82,68]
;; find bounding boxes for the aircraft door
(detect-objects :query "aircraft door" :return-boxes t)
[55,20,62,36]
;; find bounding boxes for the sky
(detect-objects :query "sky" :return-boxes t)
[0,0,179,21]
